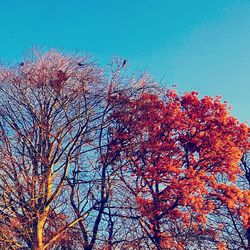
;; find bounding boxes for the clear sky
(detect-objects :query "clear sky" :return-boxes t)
[0,0,249,123]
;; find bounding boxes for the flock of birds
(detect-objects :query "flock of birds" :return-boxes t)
[19,59,127,68]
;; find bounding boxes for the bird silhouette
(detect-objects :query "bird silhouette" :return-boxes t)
[20,62,24,67]
[78,62,84,66]
[122,60,127,67]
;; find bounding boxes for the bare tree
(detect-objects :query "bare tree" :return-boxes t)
[0,50,106,249]
[0,51,152,249]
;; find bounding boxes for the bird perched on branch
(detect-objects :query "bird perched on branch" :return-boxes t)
[122,59,127,67]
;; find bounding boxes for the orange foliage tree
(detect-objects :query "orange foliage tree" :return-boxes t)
[109,90,250,249]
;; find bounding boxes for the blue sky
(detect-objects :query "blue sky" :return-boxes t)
[0,0,249,122]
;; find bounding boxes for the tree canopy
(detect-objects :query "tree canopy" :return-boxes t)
[0,50,248,250]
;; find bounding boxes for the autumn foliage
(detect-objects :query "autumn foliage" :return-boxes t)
[110,90,250,249]
[0,50,248,249]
